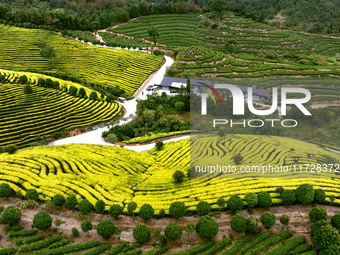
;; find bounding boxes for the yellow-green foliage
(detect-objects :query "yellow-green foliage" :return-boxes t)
[0,69,98,97]
[0,135,339,213]
[0,82,121,147]
[0,25,163,95]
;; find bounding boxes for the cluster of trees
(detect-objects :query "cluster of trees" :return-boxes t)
[103,92,190,142]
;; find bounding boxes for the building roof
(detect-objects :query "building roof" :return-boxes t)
[159,77,187,87]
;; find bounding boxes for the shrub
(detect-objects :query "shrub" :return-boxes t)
[164,222,182,241]
[52,81,59,89]
[245,216,260,234]
[26,189,39,201]
[65,194,78,210]
[175,102,186,112]
[106,94,115,103]
[173,170,185,183]
[217,198,226,211]
[169,201,186,219]
[155,141,164,151]
[97,220,115,239]
[280,215,290,225]
[260,212,276,229]
[71,227,79,237]
[89,92,98,100]
[127,201,137,216]
[281,190,296,206]
[139,204,154,221]
[78,199,93,213]
[109,204,122,219]
[51,194,65,207]
[331,214,340,229]
[0,183,12,198]
[244,193,258,208]
[315,189,326,204]
[230,214,247,233]
[309,207,327,223]
[311,220,329,238]
[196,216,218,239]
[227,195,243,211]
[33,211,52,231]
[19,75,28,84]
[24,84,33,94]
[3,145,18,154]
[45,78,53,87]
[1,206,21,225]
[257,191,272,208]
[313,225,340,250]
[296,184,314,205]
[81,220,93,233]
[133,223,151,243]
[232,154,243,164]
[196,201,210,216]
[95,200,105,214]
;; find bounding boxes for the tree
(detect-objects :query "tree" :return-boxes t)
[68,86,78,96]
[45,79,53,88]
[281,190,296,206]
[24,84,33,94]
[40,45,56,68]
[296,184,314,205]
[95,200,105,214]
[3,145,17,154]
[155,141,164,151]
[37,78,45,86]
[169,201,186,219]
[152,228,167,247]
[0,183,12,198]
[127,201,137,216]
[97,220,115,240]
[196,216,218,239]
[331,214,340,229]
[139,204,154,221]
[230,214,247,233]
[1,206,21,225]
[260,212,276,229]
[147,26,159,45]
[245,216,260,234]
[315,189,326,204]
[78,88,86,98]
[186,79,191,94]
[313,225,340,251]
[89,92,98,100]
[109,204,123,219]
[81,220,92,234]
[78,199,93,214]
[65,194,78,210]
[208,0,226,19]
[196,201,210,216]
[173,170,185,183]
[133,223,151,243]
[217,198,225,211]
[244,193,258,208]
[164,222,182,241]
[52,194,65,207]
[33,211,52,231]
[311,220,329,239]
[280,215,290,225]
[26,189,39,201]
[227,195,243,211]
[18,75,28,84]
[71,227,79,237]
[257,191,272,208]
[309,207,327,223]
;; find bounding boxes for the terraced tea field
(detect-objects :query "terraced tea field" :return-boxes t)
[0,71,121,148]
[0,25,163,95]
[0,135,339,213]
[111,13,340,79]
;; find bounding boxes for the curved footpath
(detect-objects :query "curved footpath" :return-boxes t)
[50,55,182,152]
